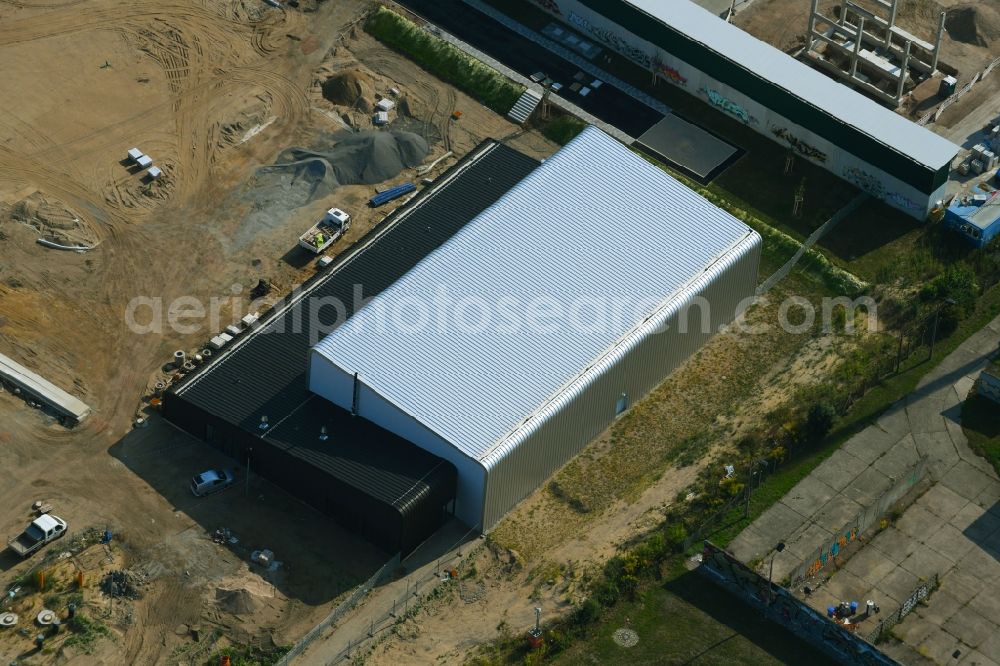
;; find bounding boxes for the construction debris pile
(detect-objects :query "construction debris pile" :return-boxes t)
[101,569,148,600]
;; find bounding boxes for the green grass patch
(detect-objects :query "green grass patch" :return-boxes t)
[637,150,866,293]
[65,614,112,654]
[709,282,1000,547]
[540,114,587,146]
[963,392,1000,477]
[551,560,836,666]
[207,643,290,666]
[365,7,524,115]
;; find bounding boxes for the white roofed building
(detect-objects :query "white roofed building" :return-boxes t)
[309,128,761,529]
[530,0,959,219]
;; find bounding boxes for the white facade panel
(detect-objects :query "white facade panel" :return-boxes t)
[539,0,957,218]
[481,232,761,528]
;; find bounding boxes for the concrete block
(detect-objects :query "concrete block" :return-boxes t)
[943,605,995,649]
[843,543,899,587]
[879,566,919,604]
[843,425,900,464]
[919,483,970,522]
[869,526,918,564]
[895,504,946,543]
[916,589,965,627]
[842,466,892,506]
[942,461,996,501]
[899,547,952,582]
[813,494,864,533]
[781,476,837,520]
[810,450,869,492]
[873,434,921,480]
[925,523,977,564]
[914,430,957,462]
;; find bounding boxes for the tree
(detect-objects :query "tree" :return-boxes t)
[805,402,836,443]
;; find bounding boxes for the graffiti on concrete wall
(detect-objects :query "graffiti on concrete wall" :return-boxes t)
[700,542,897,666]
[530,0,562,16]
[652,56,687,86]
[843,166,887,199]
[843,167,923,213]
[701,87,757,125]
[886,191,923,212]
[804,527,859,578]
[568,11,652,69]
[772,127,827,163]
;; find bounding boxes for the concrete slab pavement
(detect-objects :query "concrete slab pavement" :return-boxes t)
[727,313,1000,664]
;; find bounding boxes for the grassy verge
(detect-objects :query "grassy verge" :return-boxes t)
[539,114,587,146]
[962,387,1000,477]
[207,643,290,666]
[549,559,836,666]
[365,6,524,114]
[708,282,1000,547]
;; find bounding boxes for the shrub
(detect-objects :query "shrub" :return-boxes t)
[924,263,979,312]
[541,115,587,145]
[665,523,688,551]
[804,402,836,443]
[570,598,601,626]
[365,7,524,114]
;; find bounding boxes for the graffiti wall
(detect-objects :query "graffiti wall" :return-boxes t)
[788,458,926,587]
[772,127,827,163]
[532,0,940,220]
[566,10,652,68]
[700,542,899,666]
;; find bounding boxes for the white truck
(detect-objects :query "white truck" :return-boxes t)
[299,208,351,254]
[8,514,67,558]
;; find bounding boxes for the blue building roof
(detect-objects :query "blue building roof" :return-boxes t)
[945,188,1000,246]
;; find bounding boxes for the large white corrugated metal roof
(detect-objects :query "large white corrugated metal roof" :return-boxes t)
[625,0,957,170]
[313,127,757,463]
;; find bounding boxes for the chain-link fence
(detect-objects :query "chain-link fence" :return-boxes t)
[324,527,479,664]
[275,552,401,666]
[864,573,938,644]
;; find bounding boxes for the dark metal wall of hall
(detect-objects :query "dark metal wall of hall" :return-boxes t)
[161,393,446,554]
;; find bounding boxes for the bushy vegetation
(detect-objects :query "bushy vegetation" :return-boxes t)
[365,7,524,114]
[206,643,290,666]
[65,613,112,654]
[540,114,586,146]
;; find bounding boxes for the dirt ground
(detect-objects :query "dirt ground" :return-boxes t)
[735,0,1000,79]
[352,284,852,666]
[0,0,557,662]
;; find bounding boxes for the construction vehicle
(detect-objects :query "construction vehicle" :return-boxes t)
[299,208,351,254]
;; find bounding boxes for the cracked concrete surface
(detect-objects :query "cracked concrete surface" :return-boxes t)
[729,314,1000,664]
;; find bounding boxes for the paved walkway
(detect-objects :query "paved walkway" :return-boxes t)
[729,314,1000,664]
[460,0,671,117]
[405,3,635,144]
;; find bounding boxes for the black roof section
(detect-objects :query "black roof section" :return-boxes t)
[169,139,540,505]
[262,394,455,513]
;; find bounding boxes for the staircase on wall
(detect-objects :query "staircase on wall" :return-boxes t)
[507,88,543,125]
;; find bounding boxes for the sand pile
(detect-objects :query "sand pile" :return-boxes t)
[321,69,376,112]
[215,587,259,616]
[946,4,1000,48]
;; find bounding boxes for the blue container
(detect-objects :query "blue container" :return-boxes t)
[850,601,859,615]
[827,607,835,618]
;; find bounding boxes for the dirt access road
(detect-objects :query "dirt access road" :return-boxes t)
[0,0,554,662]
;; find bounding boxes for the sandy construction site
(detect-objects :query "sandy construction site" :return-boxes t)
[0,0,556,662]
[736,0,1000,77]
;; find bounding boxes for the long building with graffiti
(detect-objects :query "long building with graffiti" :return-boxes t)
[529,0,959,219]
